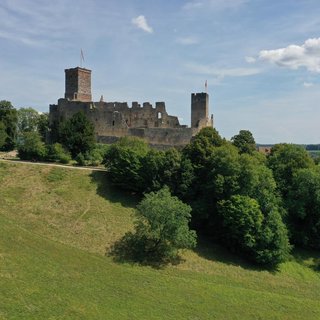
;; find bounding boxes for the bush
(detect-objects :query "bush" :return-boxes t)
[45,143,71,164]
[17,131,46,161]
[104,137,150,191]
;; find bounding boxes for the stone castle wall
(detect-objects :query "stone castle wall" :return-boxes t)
[49,66,213,148]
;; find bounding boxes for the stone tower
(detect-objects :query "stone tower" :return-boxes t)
[65,67,92,102]
[191,92,213,129]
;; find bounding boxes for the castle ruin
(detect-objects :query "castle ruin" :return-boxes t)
[49,67,214,148]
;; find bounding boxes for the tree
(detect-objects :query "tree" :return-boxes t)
[217,195,264,255]
[132,187,197,260]
[17,107,40,133]
[231,130,256,154]
[267,143,314,197]
[0,121,7,149]
[286,167,320,249]
[17,131,46,161]
[37,112,49,141]
[183,127,226,169]
[104,136,150,191]
[218,195,291,267]
[0,100,18,151]
[59,112,95,158]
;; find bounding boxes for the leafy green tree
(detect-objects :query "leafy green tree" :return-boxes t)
[37,112,49,141]
[255,209,291,267]
[0,121,7,149]
[132,187,197,260]
[104,136,149,191]
[286,167,320,249]
[183,127,226,169]
[140,149,166,192]
[17,107,40,133]
[267,143,314,197]
[0,100,18,151]
[217,195,263,255]
[231,130,256,154]
[59,112,95,158]
[218,195,290,267]
[17,131,46,161]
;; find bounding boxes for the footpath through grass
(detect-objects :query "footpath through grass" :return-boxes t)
[0,161,320,319]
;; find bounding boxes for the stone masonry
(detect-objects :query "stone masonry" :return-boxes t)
[49,67,214,148]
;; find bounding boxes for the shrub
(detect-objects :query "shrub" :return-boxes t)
[17,131,46,161]
[45,143,71,164]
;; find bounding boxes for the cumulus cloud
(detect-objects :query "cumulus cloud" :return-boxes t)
[176,37,198,45]
[132,15,153,33]
[259,38,320,72]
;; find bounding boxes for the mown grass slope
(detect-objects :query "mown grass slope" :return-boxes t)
[0,161,320,319]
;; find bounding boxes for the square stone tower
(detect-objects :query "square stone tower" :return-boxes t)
[191,92,212,129]
[65,67,92,102]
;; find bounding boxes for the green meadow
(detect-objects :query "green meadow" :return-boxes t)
[0,161,320,319]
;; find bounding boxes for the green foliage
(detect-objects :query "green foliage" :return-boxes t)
[17,131,46,161]
[130,187,197,261]
[218,195,263,253]
[45,143,71,164]
[59,111,95,158]
[37,112,49,141]
[218,195,291,267]
[17,107,40,133]
[183,127,226,168]
[1,163,320,319]
[267,144,314,196]
[231,130,256,154]
[255,209,291,267]
[75,143,109,166]
[0,100,18,151]
[0,121,7,148]
[287,167,320,249]
[104,137,150,191]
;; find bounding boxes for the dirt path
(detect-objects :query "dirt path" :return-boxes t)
[0,158,107,172]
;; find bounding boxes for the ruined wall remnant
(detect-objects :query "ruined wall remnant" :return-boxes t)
[49,66,214,148]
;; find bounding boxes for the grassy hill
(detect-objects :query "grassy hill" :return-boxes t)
[1,161,320,319]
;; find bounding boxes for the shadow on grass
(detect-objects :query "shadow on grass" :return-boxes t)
[107,232,184,269]
[90,171,141,208]
[194,235,274,272]
[290,247,320,272]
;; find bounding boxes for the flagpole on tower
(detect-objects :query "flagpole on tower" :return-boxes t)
[205,80,207,93]
[80,49,85,68]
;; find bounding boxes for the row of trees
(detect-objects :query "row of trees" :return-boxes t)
[104,128,320,267]
[0,101,101,164]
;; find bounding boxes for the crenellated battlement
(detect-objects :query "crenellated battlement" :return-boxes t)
[48,66,214,148]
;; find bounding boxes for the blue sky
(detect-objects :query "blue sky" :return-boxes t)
[1,0,320,143]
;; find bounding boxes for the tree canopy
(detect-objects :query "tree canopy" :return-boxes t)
[0,100,18,151]
[58,111,95,158]
[231,130,256,154]
[134,187,197,260]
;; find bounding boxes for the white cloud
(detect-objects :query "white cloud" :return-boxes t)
[187,63,260,77]
[176,37,198,45]
[259,38,320,72]
[183,0,249,11]
[132,15,153,33]
[303,81,314,87]
[245,56,256,63]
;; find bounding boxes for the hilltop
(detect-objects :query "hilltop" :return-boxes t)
[0,161,320,319]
